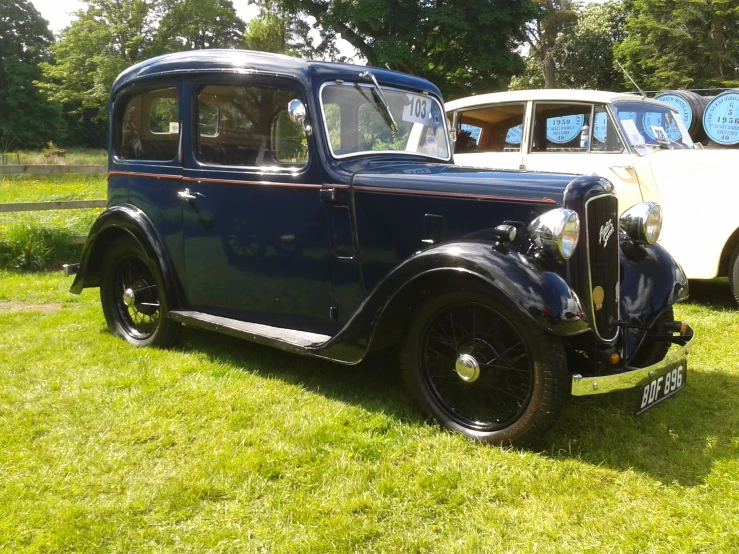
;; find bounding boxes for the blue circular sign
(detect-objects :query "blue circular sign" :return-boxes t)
[655,93,693,128]
[703,92,739,145]
[506,124,523,144]
[593,112,608,143]
[546,115,584,144]
[642,111,682,142]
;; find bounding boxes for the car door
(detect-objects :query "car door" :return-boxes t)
[451,102,527,170]
[523,102,644,215]
[179,76,335,335]
[109,82,186,278]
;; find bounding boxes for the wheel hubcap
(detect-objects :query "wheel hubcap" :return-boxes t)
[455,353,480,382]
[122,287,136,307]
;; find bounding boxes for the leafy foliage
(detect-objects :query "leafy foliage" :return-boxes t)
[270,0,537,99]
[152,0,245,53]
[523,0,579,88]
[513,1,627,91]
[0,0,60,149]
[38,0,248,145]
[615,0,739,90]
[244,2,316,58]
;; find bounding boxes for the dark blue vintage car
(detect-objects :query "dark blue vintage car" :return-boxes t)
[66,50,693,445]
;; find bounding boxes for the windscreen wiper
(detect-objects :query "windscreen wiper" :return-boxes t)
[359,70,399,135]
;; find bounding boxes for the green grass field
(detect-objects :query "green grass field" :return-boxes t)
[0,271,737,553]
[0,174,106,270]
[1,170,738,551]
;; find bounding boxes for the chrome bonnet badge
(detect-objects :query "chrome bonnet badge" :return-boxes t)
[599,220,614,248]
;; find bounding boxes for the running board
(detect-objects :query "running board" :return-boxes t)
[169,310,331,354]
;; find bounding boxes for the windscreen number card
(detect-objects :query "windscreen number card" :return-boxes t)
[403,95,431,125]
[635,361,686,415]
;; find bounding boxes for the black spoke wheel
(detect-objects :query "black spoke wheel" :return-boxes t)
[401,284,569,445]
[100,237,181,347]
[729,243,739,306]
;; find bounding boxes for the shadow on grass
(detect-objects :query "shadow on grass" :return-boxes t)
[174,325,737,487]
[686,278,736,310]
[541,367,739,486]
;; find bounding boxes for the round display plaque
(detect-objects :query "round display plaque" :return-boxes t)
[505,124,523,144]
[546,114,584,144]
[703,91,739,145]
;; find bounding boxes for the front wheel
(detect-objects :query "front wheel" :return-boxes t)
[100,236,181,347]
[400,285,569,446]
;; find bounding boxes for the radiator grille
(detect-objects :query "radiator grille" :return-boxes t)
[586,194,619,339]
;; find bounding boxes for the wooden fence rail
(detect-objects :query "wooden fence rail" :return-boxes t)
[0,165,107,175]
[0,200,107,213]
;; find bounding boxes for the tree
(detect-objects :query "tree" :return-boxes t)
[513,1,627,91]
[153,0,245,53]
[243,3,315,57]
[615,0,739,90]
[522,0,579,88]
[38,0,247,145]
[0,0,60,148]
[265,0,537,99]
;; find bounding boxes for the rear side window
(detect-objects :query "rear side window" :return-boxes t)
[119,87,179,161]
[455,103,526,154]
[196,85,308,168]
[531,103,591,153]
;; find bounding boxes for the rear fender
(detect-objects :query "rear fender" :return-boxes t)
[70,204,184,310]
[313,242,588,363]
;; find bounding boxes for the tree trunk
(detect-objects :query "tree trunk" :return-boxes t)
[543,54,556,88]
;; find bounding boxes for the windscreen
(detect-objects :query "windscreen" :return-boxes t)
[320,82,450,160]
[612,101,694,151]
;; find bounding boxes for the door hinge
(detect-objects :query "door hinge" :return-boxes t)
[320,188,339,203]
[329,306,339,320]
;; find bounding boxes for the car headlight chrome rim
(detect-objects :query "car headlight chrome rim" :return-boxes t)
[620,202,662,244]
[528,208,580,259]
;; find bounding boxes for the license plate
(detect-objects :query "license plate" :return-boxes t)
[635,362,686,415]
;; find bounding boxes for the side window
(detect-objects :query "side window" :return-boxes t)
[196,84,308,168]
[531,103,591,153]
[591,105,624,152]
[119,87,179,161]
[455,104,525,153]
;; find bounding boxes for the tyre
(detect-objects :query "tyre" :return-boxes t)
[729,243,739,305]
[630,307,674,368]
[100,236,181,347]
[400,284,569,446]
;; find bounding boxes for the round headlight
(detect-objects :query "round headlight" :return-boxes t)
[528,208,580,259]
[620,202,663,244]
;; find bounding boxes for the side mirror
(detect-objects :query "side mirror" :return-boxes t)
[288,99,312,136]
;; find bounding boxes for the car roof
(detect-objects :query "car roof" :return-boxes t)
[111,49,442,99]
[446,89,660,111]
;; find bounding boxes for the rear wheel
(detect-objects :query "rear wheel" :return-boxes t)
[100,236,181,347]
[729,243,739,305]
[400,285,569,445]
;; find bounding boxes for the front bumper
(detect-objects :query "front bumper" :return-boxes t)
[571,324,694,396]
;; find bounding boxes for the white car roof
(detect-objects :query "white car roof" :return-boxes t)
[446,89,657,111]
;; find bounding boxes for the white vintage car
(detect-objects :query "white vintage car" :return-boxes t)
[446,89,739,300]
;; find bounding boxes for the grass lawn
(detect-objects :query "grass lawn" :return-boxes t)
[0,270,737,553]
[0,174,106,271]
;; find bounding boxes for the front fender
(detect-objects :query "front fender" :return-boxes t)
[70,204,184,310]
[620,239,689,358]
[313,242,589,363]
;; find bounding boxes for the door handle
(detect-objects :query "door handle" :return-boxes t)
[610,164,634,170]
[177,188,197,201]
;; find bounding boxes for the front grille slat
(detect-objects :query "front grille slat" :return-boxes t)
[586,195,619,340]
